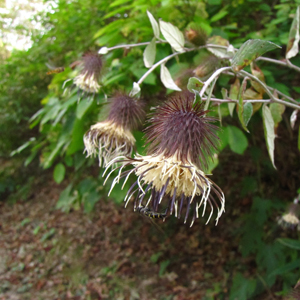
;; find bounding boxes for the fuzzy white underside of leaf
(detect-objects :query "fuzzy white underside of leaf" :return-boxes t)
[262,104,276,169]
[98,47,109,54]
[147,11,160,39]
[286,6,300,59]
[160,64,181,91]
[290,109,298,128]
[207,45,235,59]
[159,20,185,53]
[143,38,156,68]
[129,82,141,97]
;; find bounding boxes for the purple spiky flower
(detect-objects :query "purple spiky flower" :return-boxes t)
[104,92,225,226]
[84,94,145,167]
[74,52,103,93]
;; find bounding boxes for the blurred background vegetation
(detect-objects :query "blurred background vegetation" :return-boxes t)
[1,0,300,299]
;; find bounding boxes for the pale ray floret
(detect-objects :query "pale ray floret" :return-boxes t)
[84,121,135,167]
[74,72,101,93]
[103,153,225,226]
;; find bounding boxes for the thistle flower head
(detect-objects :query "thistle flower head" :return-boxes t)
[278,202,300,229]
[84,94,144,166]
[107,93,145,130]
[146,92,219,169]
[104,93,225,226]
[74,52,103,94]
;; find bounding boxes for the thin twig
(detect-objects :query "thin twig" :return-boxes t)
[257,56,300,73]
[202,97,272,103]
[137,48,196,85]
[102,40,166,52]
[199,66,232,98]
[239,70,300,110]
[223,70,300,105]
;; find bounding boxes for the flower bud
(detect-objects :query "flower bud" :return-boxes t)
[185,23,207,46]
[193,55,219,78]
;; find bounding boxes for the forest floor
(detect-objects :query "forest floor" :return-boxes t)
[0,177,293,300]
[1,125,299,300]
[0,179,236,300]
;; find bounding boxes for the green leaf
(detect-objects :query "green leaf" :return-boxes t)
[147,11,160,39]
[270,103,285,128]
[232,39,281,72]
[44,138,66,169]
[143,38,156,68]
[76,99,94,119]
[229,273,256,300]
[243,102,253,127]
[277,238,300,250]
[66,118,85,156]
[41,104,61,125]
[53,163,66,184]
[56,184,77,213]
[41,228,56,242]
[226,125,248,154]
[211,9,228,23]
[10,137,36,157]
[262,104,276,169]
[286,6,300,59]
[83,191,100,213]
[159,260,170,277]
[228,78,239,116]
[187,77,203,93]
[150,252,162,263]
[269,258,300,277]
[109,0,131,8]
[159,20,185,52]
[207,35,233,59]
[237,80,252,132]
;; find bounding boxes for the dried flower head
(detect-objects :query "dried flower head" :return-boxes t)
[74,52,103,94]
[104,93,225,226]
[278,202,300,229]
[84,94,144,166]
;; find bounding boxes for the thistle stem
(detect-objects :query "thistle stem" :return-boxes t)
[223,70,299,105]
[137,48,196,86]
[103,40,166,52]
[202,97,272,103]
[256,56,300,73]
[239,70,300,110]
[199,66,232,98]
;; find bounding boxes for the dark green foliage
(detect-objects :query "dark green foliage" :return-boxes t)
[1,0,300,298]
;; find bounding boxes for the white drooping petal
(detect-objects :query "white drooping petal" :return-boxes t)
[74,72,101,93]
[84,121,135,167]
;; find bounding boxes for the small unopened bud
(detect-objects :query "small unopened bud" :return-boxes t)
[185,23,207,46]
[194,55,219,78]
